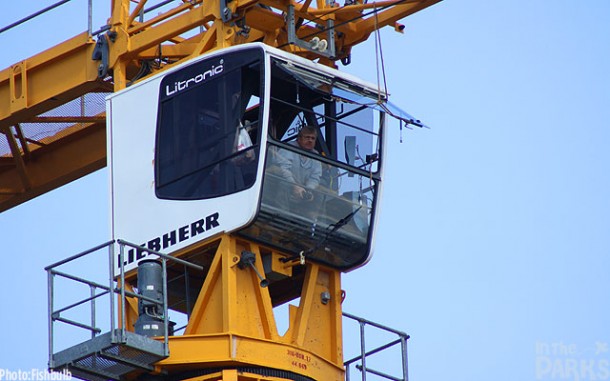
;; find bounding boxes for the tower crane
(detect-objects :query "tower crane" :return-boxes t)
[1,1,440,380]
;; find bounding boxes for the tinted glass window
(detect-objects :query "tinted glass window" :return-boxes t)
[156,51,262,199]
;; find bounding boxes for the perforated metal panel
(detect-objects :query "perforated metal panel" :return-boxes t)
[51,330,167,381]
[0,93,107,157]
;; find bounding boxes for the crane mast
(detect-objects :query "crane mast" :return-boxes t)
[2,1,440,381]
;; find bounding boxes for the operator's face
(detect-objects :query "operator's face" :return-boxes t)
[297,133,317,151]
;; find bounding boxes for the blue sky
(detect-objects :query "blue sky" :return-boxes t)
[1,1,610,381]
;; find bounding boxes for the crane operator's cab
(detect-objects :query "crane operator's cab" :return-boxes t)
[108,43,418,273]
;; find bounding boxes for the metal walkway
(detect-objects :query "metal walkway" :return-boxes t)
[51,330,166,381]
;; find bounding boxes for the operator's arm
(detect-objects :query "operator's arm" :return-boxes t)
[273,148,297,183]
[305,161,322,189]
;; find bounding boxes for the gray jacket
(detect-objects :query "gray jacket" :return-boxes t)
[273,141,322,189]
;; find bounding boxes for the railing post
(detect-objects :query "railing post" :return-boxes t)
[162,258,169,356]
[90,284,96,339]
[47,269,54,369]
[119,242,126,341]
[109,241,116,341]
[184,265,192,318]
[401,335,409,381]
[87,0,93,35]
[359,321,367,381]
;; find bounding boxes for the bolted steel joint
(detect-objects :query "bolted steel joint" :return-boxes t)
[321,291,331,305]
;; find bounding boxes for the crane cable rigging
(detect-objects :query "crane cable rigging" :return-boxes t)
[275,0,425,137]
[276,0,418,50]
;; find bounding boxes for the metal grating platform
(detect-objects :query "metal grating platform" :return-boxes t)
[51,330,168,381]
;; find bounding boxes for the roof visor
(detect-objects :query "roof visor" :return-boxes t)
[275,60,428,128]
[332,87,428,129]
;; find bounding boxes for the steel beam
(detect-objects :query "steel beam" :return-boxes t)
[0,121,106,212]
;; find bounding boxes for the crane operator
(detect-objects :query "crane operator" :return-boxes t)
[267,125,322,217]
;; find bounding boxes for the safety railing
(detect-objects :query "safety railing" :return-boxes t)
[46,240,116,368]
[46,239,410,380]
[45,239,203,375]
[0,0,94,36]
[343,312,410,381]
[0,0,181,36]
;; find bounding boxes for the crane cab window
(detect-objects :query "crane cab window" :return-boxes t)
[155,50,263,200]
[239,58,384,271]
[268,60,381,173]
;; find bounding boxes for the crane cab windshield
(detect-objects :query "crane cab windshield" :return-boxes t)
[238,54,385,270]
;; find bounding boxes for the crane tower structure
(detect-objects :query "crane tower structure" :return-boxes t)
[1,1,440,381]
